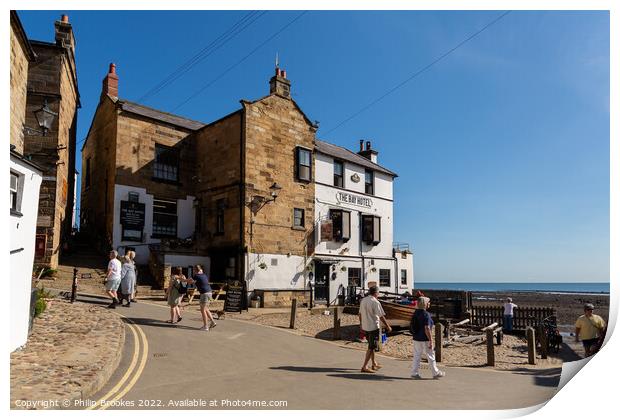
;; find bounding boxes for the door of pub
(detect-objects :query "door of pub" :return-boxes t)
[314,263,330,303]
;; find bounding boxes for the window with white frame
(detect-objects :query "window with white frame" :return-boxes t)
[361,215,381,245]
[379,269,391,287]
[293,208,305,228]
[153,144,179,182]
[401,269,407,286]
[330,209,350,242]
[295,147,312,182]
[10,171,20,212]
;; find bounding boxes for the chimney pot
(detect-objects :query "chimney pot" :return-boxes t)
[366,141,371,151]
[109,63,116,74]
[282,70,287,79]
[359,140,364,152]
[61,14,69,23]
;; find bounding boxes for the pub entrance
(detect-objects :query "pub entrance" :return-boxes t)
[314,263,330,303]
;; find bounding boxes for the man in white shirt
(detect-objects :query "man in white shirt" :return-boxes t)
[503,297,518,332]
[358,286,392,373]
[106,250,122,308]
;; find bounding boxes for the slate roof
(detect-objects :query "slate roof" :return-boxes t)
[116,97,206,131]
[315,140,398,177]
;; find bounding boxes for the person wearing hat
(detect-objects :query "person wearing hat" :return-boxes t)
[575,303,606,357]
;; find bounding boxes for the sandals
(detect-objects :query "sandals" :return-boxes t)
[372,364,383,370]
[360,367,375,373]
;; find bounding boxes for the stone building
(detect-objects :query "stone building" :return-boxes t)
[10,11,43,350]
[80,65,414,305]
[80,64,207,280]
[22,14,80,269]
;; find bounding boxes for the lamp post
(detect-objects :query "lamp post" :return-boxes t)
[308,274,315,310]
[24,100,58,136]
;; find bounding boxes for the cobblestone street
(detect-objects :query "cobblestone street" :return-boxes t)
[10,299,125,409]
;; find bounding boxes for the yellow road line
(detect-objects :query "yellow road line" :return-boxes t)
[87,315,140,410]
[100,320,149,409]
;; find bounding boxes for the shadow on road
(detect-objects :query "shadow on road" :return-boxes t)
[270,366,410,381]
[121,317,200,331]
[506,367,561,388]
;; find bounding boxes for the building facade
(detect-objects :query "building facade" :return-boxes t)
[22,14,80,269]
[80,65,413,304]
[80,64,206,280]
[9,11,43,351]
[313,140,414,304]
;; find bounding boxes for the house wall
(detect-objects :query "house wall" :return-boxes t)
[10,156,42,351]
[24,41,78,269]
[10,20,31,154]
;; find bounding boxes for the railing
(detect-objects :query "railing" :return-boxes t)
[393,242,411,252]
[470,306,556,330]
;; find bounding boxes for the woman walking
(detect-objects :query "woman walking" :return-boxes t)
[119,251,136,307]
[410,296,445,379]
[166,266,185,323]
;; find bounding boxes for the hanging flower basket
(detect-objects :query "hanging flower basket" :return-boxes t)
[258,262,268,270]
[340,266,347,272]
[370,267,377,273]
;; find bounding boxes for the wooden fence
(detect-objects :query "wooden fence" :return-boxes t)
[470,306,556,330]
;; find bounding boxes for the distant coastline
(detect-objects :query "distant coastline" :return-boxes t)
[415,282,610,295]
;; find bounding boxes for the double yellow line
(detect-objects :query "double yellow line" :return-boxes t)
[87,317,149,410]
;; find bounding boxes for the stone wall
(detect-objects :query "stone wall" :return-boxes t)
[24,42,78,269]
[254,289,310,308]
[80,97,118,248]
[10,20,31,154]
[242,95,316,257]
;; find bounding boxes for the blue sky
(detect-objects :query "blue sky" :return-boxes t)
[18,10,610,283]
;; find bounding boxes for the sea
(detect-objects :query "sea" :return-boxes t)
[415,282,610,295]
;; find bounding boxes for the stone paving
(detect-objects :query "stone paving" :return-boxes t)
[10,298,125,409]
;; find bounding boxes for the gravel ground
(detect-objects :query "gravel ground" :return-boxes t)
[227,309,576,370]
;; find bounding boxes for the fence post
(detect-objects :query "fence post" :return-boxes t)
[333,306,341,340]
[486,329,495,366]
[539,325,548,359]
[527,327,537,365]
[71,267,78,303]
[435,323,443,362]
[289,298,297,329]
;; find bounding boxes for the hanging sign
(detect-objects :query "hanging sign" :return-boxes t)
[320,219,333,242]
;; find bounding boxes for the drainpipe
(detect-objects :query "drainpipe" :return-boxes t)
[358,210,364,290]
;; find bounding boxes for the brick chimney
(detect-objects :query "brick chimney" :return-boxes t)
[54,14,75,53]
[102,63,119,99]
[269,67,291,98]
[357,140,379,163]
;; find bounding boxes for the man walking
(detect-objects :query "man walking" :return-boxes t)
[187,265,217,331]
[410,296,445,379]
[358,286,391,373]
[575,303,606,357]
[105,250,122,308]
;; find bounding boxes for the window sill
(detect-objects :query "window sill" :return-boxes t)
[10,209,23,218]
[151,177,182,186]
[291,226,305,231]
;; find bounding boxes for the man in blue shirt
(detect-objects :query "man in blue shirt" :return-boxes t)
[410,296,445,379]
[187,264,217,331]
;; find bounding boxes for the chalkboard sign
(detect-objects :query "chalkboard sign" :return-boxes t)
[224,280,245,312]
[120,201,145,229]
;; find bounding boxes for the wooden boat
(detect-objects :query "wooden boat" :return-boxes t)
[379,300,416,321]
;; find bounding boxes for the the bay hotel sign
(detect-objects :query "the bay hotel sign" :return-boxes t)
[335,191,373,209]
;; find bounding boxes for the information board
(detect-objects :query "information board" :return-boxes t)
[120,201,145,229]
[224,280,245,312]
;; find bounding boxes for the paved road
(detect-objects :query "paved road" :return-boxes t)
[85,297,560,410]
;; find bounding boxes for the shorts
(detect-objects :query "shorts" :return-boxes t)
[199,292,212,305]
[106,277,121,291]
[365,329,381,352]
[582,338,598,351]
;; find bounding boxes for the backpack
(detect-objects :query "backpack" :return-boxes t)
[175,278,188,294]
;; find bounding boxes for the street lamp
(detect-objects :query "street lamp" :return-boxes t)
[308,273,315,310]
[24,100,58,136]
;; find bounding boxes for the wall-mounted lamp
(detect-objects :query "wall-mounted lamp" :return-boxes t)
[249,182,283,213]
[23,100,58,136]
